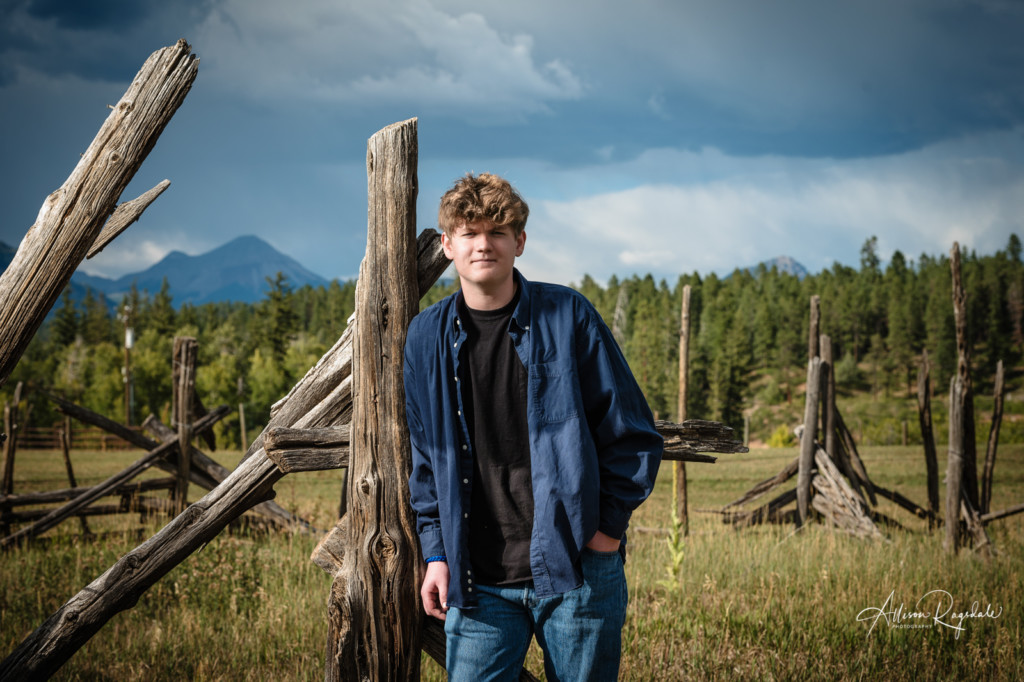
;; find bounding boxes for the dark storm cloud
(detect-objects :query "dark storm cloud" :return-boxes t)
[0,0,211,83]
[25,0,150,29]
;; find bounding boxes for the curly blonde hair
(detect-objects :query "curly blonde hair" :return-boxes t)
[438,173,529,237]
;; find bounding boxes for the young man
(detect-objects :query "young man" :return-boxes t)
[404,173,662,681]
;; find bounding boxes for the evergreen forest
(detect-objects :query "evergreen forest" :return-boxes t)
[4,236,1022,449]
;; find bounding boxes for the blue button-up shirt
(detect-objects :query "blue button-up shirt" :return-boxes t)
[404,270,663,607]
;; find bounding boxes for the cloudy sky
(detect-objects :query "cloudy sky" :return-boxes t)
[1,0,1022,286]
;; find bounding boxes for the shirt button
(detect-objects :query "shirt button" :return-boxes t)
[461,444,467,451]
[454,376,459,382]
[467,579,473,584]
[468,587,473,592]
[453,342,458,348]
[457,410,462,416]
[463,478,469,484]
[524,325,530,330]
[464,513,469,519]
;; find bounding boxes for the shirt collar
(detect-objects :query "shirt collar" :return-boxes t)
[510,269,532,332]
[450,268,533,334]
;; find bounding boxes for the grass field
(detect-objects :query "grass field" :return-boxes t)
[1,443,1021,680]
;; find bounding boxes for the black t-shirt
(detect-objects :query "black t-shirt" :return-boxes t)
[460,289,534,585]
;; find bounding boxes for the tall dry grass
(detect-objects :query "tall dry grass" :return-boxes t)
[1,444,1021,680]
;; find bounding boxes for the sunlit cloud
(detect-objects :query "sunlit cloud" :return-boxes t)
[193,0,583,122]
[520,128,1024,285]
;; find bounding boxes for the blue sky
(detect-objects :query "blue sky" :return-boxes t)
[1,0,1022,287]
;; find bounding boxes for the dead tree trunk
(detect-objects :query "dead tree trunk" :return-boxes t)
[326,118,422,681]
[0,40,198,389]
[916,350,940,528]
[949,243,980,509]
[675,284,692,535]
[797,357,821,525]
[981,359,1004,515]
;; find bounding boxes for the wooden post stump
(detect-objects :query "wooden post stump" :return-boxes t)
[915,348,937,514]
[675,284,692,535]
[325,118,422,681]
[172,337,198,515]
[797,357,822,525]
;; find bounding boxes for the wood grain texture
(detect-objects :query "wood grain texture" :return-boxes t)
[87,180,170,258]
[0,40,197,389]
[326,117,422,682]
[797,357,821,524]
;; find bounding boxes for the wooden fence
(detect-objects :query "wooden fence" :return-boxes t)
[16,426,136,451]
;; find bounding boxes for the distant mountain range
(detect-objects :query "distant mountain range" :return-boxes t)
[0,235,329,308]
[0,236,810,309]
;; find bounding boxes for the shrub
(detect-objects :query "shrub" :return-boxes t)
[767,424,798,447]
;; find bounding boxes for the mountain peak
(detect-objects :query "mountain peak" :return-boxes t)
[740,255,809,279]
[68,234,330,306]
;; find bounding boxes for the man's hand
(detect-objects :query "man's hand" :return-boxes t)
[585,529,622,552]
[421,560,450,620]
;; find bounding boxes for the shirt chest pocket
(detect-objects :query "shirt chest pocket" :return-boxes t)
[529,360,581,424]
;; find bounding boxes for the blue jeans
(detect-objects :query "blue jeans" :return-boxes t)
[445,548,628,682]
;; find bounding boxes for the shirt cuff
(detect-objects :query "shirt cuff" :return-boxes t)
[598,505,631,540]
[418,525,445,561]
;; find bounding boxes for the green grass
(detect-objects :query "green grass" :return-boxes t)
[2,444,1022,680]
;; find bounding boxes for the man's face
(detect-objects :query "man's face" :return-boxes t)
[442,219,526,290]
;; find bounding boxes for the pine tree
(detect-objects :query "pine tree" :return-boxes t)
[53,286,79,346]
[261,272,299,366]
[81,288,114,345]
[148,277,176,336]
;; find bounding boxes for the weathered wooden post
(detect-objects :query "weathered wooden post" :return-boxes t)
[0,40,197,389]
[58,427,91,536]
[981,359,1004,515]
[172,337,198,514]
[1,382,22,496]
[797,357,822,525]
[949,243,979,509]
[916,350,940,528]
[325,118,422,680]
[676,284,691,534]
[946,243,992,555]
[808,295,821,365]
[0,382,23,536]
[946,373,966,553]
[820,335,836,460]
